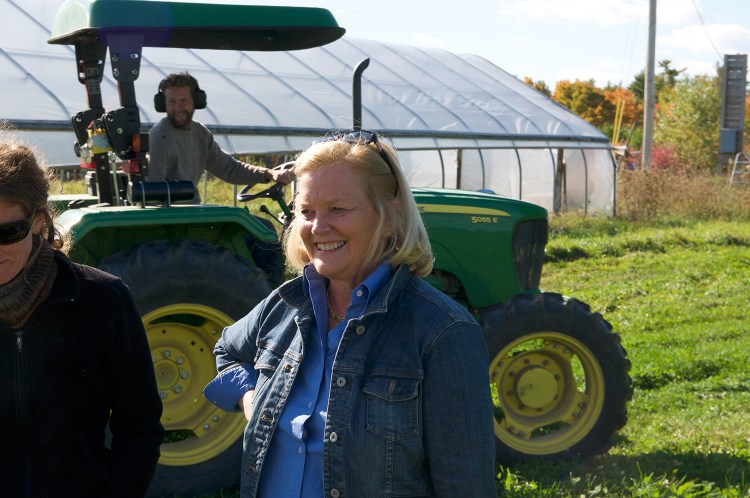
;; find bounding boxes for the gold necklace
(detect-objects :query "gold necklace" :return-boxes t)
[326,288,345,322]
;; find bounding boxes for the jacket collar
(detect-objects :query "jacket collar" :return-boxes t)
[277,264,411,317]
[46,251,82,305]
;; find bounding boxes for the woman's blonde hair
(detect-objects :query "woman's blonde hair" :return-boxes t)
[283,135,433,277]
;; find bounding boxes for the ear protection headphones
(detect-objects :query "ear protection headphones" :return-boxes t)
[154,74,207,112]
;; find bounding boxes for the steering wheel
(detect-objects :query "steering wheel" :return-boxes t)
[237,161,295,203]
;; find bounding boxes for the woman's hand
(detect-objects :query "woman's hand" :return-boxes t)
[238,389,256,421]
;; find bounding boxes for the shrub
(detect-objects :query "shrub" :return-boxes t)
[650,145,683,171]
[616,167,750,220]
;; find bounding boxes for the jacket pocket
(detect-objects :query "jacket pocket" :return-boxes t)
[253,347,282,395]
[363,376,420,442]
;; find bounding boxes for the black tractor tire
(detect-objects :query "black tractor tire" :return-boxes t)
[480,292,632,465]
[97,239,273,497]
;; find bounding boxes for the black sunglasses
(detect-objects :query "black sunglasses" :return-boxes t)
[0,208,38,245]
[313,130,399,197]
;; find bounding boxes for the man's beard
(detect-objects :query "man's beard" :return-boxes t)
[167,109,194,130]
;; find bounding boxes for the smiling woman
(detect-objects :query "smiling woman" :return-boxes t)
[205,130,498,497]
[0,134,165,497]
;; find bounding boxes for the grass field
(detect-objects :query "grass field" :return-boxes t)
[503,215,750,497]
[164,214,750,497]
[52,172,750,497]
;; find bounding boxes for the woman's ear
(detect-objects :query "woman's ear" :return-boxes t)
[31,211,45,236]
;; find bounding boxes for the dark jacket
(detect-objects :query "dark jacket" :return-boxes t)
[0,251,164,498]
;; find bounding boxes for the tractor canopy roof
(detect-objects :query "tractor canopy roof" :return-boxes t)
[48,0,345,51]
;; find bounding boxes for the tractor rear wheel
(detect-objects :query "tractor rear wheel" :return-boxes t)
[97,239,272,496]
[480,292,632,464]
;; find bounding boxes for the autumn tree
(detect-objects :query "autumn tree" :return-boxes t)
[522,77,551,97]
[604,86,641,146]
[520,63,732,172]
[654,75,721,171]
[552,79,615,129]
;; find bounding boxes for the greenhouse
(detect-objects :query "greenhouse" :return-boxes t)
[1,0,616,214]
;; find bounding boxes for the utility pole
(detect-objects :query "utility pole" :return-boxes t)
[641,0,656,170]
[642,0,656,170]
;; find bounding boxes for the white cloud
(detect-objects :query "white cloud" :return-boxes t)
[496,0,698,27]
[658,24,750,55]
[658,25,717,53]
[497,0,644,26]
[708,24,750,54]
[671,57,721,78]
[656,0,697,25]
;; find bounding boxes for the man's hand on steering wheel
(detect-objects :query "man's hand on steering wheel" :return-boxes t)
[266,167,295,185]
[239,161,295,203]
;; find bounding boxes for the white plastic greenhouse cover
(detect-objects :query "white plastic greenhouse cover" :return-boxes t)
[1,0,616,214]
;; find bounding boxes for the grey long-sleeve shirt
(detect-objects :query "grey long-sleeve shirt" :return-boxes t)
[148,118,269,188]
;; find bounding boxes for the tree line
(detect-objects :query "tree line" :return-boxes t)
[523,60,750,172]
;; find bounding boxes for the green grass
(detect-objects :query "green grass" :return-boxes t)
[146,213,750,498]
[52,177,750,497]
[171,210,750,498]
[509,215,750,498]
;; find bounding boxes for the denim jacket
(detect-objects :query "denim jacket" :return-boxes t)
[214,265,497,498]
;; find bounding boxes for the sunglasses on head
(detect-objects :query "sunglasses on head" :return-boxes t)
[313,130,399,197]
[0,208,38,245]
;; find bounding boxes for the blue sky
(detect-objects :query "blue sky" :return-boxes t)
[242,0,750,90]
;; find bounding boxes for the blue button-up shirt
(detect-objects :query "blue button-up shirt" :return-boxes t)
[204,263,392,497]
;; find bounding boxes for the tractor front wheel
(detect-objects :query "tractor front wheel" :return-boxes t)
[98,239,272,496]
[480,292,632,464]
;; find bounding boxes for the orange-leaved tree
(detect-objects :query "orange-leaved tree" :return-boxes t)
[522,76,552,97]
[552,79,615,130]
[605,86,642,146]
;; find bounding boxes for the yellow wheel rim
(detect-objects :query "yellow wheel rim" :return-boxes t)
[144,304,245,466]
[489,331,605,455]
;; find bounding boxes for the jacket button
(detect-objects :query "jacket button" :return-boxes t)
[330,489,341,498]
[329,432,338,442]
[355,325,365,335]
[284,364,293,373]
[336,376,346,387]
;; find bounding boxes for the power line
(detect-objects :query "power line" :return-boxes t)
[617,1,640,86]
[690,0,722,60]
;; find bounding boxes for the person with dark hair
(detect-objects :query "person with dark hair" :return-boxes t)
[0,133,164,497]
[205,131,497,497]
[148,71,294,191]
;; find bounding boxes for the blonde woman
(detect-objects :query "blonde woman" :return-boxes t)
[207,131,496,498]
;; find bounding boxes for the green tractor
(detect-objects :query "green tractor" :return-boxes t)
[47,0,631,496]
